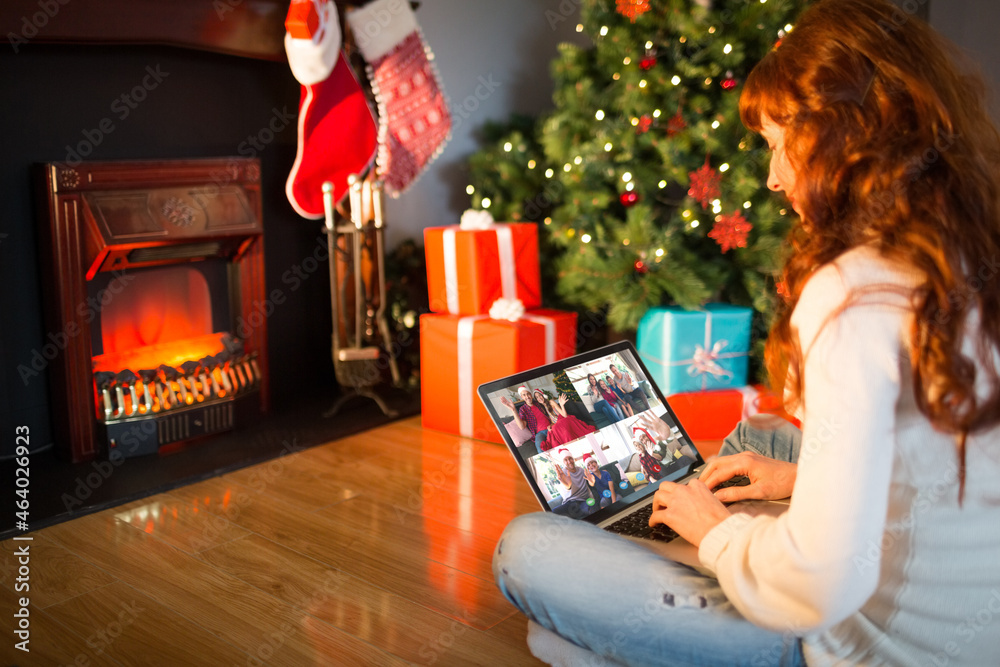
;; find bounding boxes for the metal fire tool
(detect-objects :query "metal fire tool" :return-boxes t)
[320,176,398,418]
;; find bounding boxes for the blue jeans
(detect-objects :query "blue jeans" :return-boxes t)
[493,417,805,667]
[594,400,620,423]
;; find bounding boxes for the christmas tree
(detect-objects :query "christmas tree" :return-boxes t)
[466,0,810,366]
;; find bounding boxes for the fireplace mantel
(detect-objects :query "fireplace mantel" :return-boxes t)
[1,0,289,61]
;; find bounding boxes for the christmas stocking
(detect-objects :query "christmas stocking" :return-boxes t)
[284,0,378,219]
[346,0,451,197]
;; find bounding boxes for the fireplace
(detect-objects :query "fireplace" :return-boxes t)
[37,158,269,462]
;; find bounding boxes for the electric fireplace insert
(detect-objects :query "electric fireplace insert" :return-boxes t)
[36,158,269,462]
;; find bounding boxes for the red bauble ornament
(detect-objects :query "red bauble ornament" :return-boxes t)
[688,160,722,208]
[721,71,738,90]
[615,0,651,22]
[620,191,640,207]
[634,260,648,274]
[639,56,657,70]
[636,115,653,134]
[666,109,686,137]
[708,211,753,252]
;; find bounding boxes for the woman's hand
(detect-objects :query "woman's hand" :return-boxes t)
[635,413,672,442]
[558,393,568,407]
[649,480,731,548]
[699,451,798,503]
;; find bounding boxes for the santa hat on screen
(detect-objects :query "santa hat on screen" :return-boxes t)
[632,426,655,442]
[284,0,378,219]
[581,453,597,466]
[558,448,571,457]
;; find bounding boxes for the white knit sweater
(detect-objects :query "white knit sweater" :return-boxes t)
[699,245,1000,666]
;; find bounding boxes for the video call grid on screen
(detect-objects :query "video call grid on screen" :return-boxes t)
[479,342,706,524]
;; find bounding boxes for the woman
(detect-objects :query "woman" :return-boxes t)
[583,372,622,423]
[603,373,635,417]
[596,378,626,422]
[493,2,1000,665]
[536,390,597,451]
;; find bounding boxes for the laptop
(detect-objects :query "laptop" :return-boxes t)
[477,340,751,544]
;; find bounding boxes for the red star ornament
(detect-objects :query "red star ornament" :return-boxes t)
[616,0,651,22]
[688,161,722,208]
[636,115,652,134]
[708,211,753,252]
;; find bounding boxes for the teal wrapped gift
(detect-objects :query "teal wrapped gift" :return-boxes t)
[636,304,752,394]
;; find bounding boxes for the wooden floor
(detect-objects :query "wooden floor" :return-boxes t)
[1,417,723,666]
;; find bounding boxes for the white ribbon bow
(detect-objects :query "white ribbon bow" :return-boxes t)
[687,339,734,380]
[459,208,495,230]
[489,297,526,322]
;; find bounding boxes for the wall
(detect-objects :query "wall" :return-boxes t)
[381,0,588,248]
[928,0,1000,123]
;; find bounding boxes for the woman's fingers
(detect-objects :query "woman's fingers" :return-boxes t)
[699,452,752,489]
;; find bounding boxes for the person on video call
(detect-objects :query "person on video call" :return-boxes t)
[551,448,597,519]
[493,1,1000,664]
[499,386,551,453]
[609,362,649,412]
[582,453,617,509]
[536,391,597,451]
[583,372,623,423]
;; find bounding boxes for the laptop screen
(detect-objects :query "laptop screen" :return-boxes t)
[477,340,705,525]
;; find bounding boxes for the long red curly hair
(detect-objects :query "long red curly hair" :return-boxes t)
[740,0,1000,497]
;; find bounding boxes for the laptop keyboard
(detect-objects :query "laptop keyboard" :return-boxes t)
[605,475,751,542]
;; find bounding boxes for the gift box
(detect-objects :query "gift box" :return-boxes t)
[420,309,577,442]
[637,304,752,395]
[424,223,541,315]
[667,389,745,442]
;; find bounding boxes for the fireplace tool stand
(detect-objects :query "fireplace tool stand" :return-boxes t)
[321,175,399,418]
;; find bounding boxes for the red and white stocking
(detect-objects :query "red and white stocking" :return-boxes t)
[347,0,451,197]
[284,0,378,219]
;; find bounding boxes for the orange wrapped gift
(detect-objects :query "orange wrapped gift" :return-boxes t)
[420,309,576,442]
[666,388,744,441]
[424,222,541,315]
